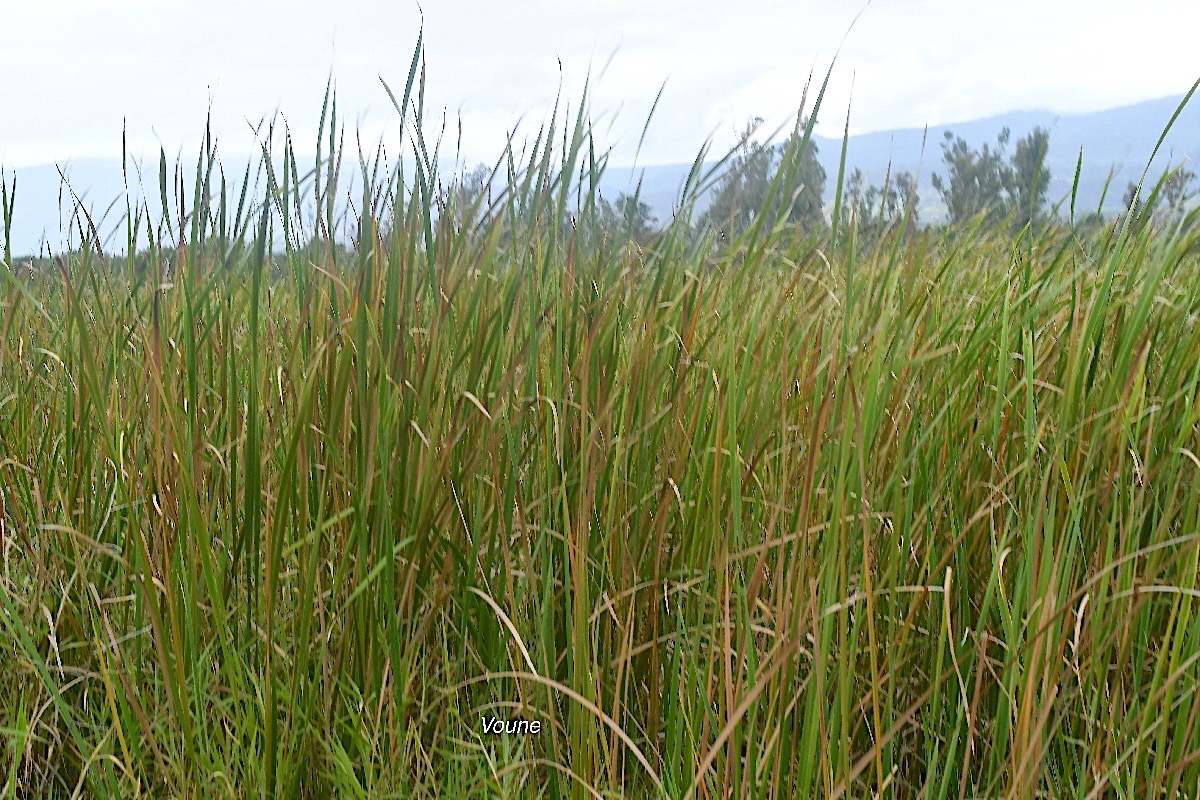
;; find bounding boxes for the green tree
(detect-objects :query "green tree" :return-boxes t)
[599,192,659,243]
[773,126,827,231]
[895,171,920,224]
[701,119,773,239]
[1122,164,1196,228]
[932,126,1054,231]
[1009,126,1051,230]
[846,168,920,241]
[441,162,493,231]
[701,118,826,241]
[1159,164,1197,221]
[1122,181,1146,220]
[931,128,1012,226]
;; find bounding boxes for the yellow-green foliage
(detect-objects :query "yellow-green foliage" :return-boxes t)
[3,74,1200,799]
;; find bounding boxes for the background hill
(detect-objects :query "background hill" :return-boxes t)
[4,94,1198,257]
[599,93,1200,225]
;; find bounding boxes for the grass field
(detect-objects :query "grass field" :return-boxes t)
[4,61,1200,798]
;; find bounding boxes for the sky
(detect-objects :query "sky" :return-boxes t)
[1,0,1198,173]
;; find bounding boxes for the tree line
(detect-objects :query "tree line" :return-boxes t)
[444,118,1197,249]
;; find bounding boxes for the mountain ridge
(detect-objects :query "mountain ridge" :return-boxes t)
[4,93,1198,256]
[599,92,1200,225]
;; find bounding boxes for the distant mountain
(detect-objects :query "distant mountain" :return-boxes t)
[1,156,341,259]
[2,159,135,259]
[600,93,1200,225]
[4,94,1198,257]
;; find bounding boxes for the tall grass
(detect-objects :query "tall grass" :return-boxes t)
[4,47,1200,798]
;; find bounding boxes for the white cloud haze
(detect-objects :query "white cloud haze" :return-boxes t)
[1,0,1197,170]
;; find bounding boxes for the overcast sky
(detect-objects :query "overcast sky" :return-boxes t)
[2,0,1198,172]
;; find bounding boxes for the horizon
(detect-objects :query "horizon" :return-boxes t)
[3,86,1198,258]
[2,88,1193,174]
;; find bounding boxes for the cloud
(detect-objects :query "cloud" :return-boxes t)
[2,0,1198,171]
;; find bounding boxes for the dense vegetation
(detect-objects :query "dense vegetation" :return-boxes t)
[3,54,1200,798]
